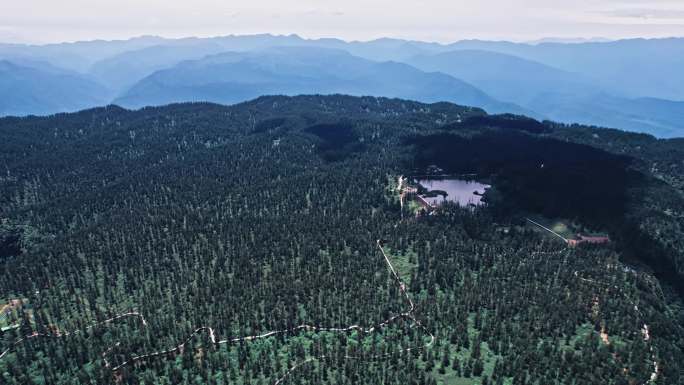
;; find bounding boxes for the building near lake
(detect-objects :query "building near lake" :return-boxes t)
[567,235,610,247]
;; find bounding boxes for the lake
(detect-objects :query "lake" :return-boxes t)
[418,179,490,207]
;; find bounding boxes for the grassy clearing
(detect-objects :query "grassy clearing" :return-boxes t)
[526,215,577,240]
[406,199,424,216]
[0,298,31,330]
[559,322,627,351]
[527,215,610,241]
[384,247,418,283]
[1,300,14,328]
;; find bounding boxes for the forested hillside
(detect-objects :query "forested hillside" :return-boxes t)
[0,95,682,384]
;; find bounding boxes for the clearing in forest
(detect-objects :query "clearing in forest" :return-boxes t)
[0,299,23,329]
[382,247,418,283]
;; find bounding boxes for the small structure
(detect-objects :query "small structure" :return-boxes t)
[403,186,417,195]
[398,175,434,218]
[567,235,610,247]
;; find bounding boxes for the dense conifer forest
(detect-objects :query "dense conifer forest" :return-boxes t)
[0,95,682,384]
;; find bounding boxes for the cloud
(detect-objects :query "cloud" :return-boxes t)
[601,8,684,20]
[2,0,684,43]
[0,25,36,44]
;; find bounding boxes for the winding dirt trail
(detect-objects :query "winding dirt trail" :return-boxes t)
[0,312,146,360]
[574,270,659,384]
[1,240,434,385]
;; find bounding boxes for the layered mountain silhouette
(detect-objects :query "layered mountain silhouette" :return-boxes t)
[407,49,684,137]
[1,34,683,137]
[0,60,111,116]
[113,47,525,115]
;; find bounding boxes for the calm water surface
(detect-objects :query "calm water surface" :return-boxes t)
[418,179,490,207]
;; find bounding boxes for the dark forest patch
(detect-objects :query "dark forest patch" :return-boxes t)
[405,131,642,228]
[253,117,288,133]
[443,114,550,134]
[305,122,364,161]
[0,228,21,259]
[305,122,357,145]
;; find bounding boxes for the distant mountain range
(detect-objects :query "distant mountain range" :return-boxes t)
[114,48,524,116]
[1,34,683,137]
[0,60,112,116]
[406,50,684,137]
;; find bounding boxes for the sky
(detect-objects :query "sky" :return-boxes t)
[2,0,684,44]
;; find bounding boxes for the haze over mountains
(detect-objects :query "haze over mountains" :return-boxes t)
[114,48,523,116]
[1,34,683,137]
[0,60,112,116]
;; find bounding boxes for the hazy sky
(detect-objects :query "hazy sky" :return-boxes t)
[2,0,684,44]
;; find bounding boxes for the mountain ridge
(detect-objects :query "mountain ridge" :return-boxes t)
[1,35,684,137]
[112,47,529,117]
